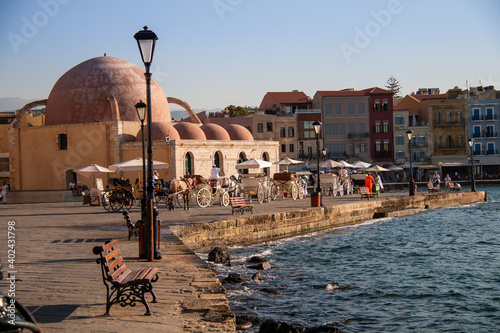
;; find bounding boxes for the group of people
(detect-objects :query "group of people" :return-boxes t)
[364,172,384,194]
[429,171,461,191]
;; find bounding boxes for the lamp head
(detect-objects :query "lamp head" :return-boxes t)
[468,138,474,147]
[406,129,413,141]
[134,26,158,65]
[313,121,322,135]
[135,100,147,121]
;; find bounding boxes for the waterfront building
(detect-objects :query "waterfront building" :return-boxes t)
[392,106,410,165]
[7,56,279,202]
[468,86,500,178]
[259,91,312,115]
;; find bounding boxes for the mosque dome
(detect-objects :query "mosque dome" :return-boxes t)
[173,122,207,140]
[45,56,170,125]
[136,122,180,141]
[226,124,254,141]
[200,123,231,140]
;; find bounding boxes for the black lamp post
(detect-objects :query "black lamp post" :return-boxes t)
[135,101,147,221]
[406,129,415,196]
[134,26,161,260]
[313,121,323,205]
[322,148,327,161]
[468,138,476,192]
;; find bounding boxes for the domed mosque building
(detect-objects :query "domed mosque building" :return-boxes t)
[8,56,278,202]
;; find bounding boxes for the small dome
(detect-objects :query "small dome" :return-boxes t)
[136,122,180,141]
[45,56,170,125]
[173,122,207,140]
[200,123,231,140]
[226,124,254,141]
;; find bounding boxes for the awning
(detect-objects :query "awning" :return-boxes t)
[438,162,469,167]
[416,164,440,169]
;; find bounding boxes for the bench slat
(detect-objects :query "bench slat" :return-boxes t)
[143,267,159,282]
[111,264,129,282]
[106,256,123,272]
[100,239,119,252]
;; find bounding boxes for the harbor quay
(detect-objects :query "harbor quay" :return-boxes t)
[0,190,486,332]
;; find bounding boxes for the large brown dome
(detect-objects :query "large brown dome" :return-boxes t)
[45,56,170,125]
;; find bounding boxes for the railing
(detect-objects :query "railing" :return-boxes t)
[472,132,498,138]
[347,132,370,139]
[435,143,466,150]
[374,150,392,157]
[434,120,466,126]
[475,149,499,156]
[472,115,497,121]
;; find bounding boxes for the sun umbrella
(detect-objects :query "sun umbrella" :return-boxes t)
[109,157,168,171]
[398,162,411,169]
[351,161,372,169]
[319,159,342,169]
[74,164,113,189]
[235,158,272,169]
[337,160,354,168]
[273,157,303,172]
[388,165,404,171]
[364,165,390,172]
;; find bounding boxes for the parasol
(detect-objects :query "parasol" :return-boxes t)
[235,159,272,170]
[273,157,303,172]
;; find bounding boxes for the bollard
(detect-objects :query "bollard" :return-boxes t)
[311,192,321,207]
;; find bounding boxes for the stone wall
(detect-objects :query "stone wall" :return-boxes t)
[170,191,487,251]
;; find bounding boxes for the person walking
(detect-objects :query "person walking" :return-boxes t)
[364,172,375,193]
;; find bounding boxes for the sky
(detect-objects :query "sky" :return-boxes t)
[0,0,499,110]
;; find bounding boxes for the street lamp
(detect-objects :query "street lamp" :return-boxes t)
[468,138,476,192]
[322,148,327,160]
[134,26,161,260]
[313,121,323,205]
[406,129,415,196]
[135,101,147,221]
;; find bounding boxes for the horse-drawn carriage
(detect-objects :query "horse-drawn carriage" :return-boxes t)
[270,172,307,200]
[101,178,136,212]
[320,172,354,196]
[194,175,237,208]
[238,173,271,204]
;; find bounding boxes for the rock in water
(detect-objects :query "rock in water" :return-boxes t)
[248,261,271,270]
[208,246,231,264]
[223,273,247,284]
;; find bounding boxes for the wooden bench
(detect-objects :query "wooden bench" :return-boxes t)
[123,211,140,240]
[427,183,440,193]
[93,239,159,315]
[449,182,461,192]
[230,196,254,215]
[360,186,375,200]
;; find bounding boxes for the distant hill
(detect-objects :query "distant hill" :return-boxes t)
[170,108,222,121]
[0,97,41,112]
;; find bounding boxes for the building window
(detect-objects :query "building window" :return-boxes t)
[375,122,381,133]
[348,104,354,114]
[374,100,380,111]
[349,143,355,156]
[339,123,345,135]
[446,112,451,123]
[281,144,286,153]
[339,143,346,156]
[324,123,331,135]
[446,135,452,147]
[383,140,389,151]
[267,122,273,132]
[359,103,365,113]
[335,103,341,114]
[473,108,480,120]
[348,123,355,136]
[326,103,332,114]
[473,125,481,138]
[457,112,462,123]
[280,127,285,138]
[289,144,294,152]
[360,143,366,153]
[396,134,404,145]
[257,123,263,133]
[376,141,381,152]
[58,133,68,150]
[307,146,312,156]
[383,121,389,133]
[435,112,440,124]
[395,115,404,125]
[332,124,338,135]
[457,135,463,147]
[396,150,405,159]
[288,127,294,137]
[436,136,441,149]
[486,107,494,119]
[383,100,388,111]
[360,123,366,137]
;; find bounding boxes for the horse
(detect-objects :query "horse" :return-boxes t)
[169,177,197,210]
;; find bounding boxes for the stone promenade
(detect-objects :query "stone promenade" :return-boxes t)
[0,190,484,332]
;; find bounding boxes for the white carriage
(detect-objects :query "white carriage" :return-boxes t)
[238,173,271,204]
[270,172,307,200]
[190,175,232,208]
[320,172,344,197]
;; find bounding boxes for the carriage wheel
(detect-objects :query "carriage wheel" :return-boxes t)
[109,192,123,212]
[291,183,298,200]
[256,184,264,204]
[196,188,211,208]
[122,191,134,211]
[221,192,230,207]
[298,186,305,199]
[270,184,278,201]
[102,192,113,212]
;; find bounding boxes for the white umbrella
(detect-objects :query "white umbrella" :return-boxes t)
[74,164,113,189]
[388,165,404,171]
[319,159,342,169]
[364,165,390,172]
[337,160,354,168]
[235,158,272,170]
[273,157,303,172]
[351,161,372,169]
[109,157,168,171]
[398,162,411,169]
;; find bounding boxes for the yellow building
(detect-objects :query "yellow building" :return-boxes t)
[8,56,278,203]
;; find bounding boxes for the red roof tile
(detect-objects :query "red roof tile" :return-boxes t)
[317,87,393,97]
[265,91,310,104]
[411,94,446,101]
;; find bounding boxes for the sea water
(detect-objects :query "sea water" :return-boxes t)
[206,184,500,332]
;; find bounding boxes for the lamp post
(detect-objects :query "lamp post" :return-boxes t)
[322,148,327,161]
[134,26,161,260]
[313,121,323,205]
[135,101,147,219]
[468,138,476,192]
[406,129,415,196]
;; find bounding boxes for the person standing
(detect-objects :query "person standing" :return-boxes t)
[375,173,384,193]
[1,182,7,204]
[364,172,375,193]
[444,174,452,191]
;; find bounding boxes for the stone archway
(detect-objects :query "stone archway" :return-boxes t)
[167,97,201,124]
[10,99,48,129]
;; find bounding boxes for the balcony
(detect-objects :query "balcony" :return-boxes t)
[435,143,466,150]
[472,115,497,121]
[374,150,392,157]
[348,132,369,139]
[434,120,466,127]
[475,149,499,156]
[411,143,428,148]
[472,132,498,138]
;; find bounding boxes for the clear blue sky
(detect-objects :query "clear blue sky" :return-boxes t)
[1,0,499,110]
